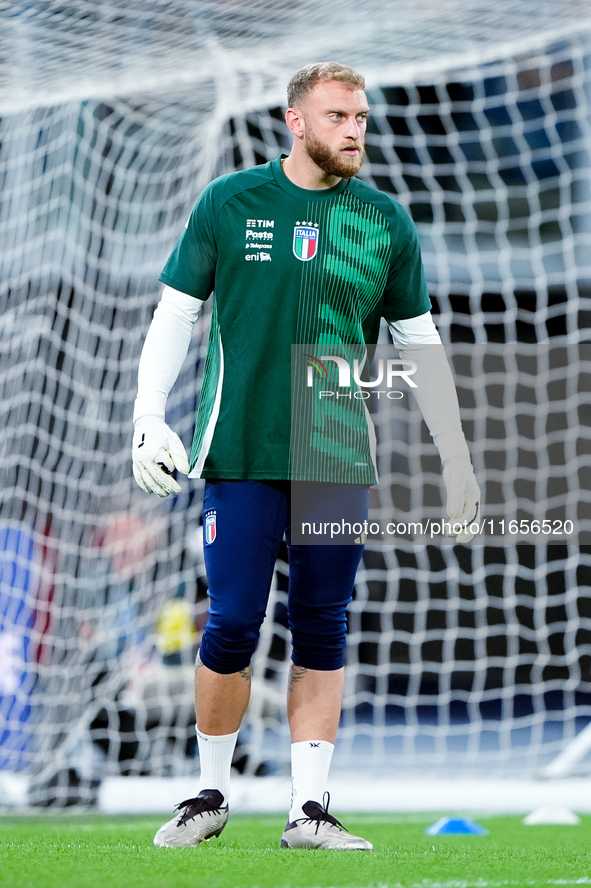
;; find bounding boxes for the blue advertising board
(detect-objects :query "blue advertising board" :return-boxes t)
[0,522,37,770]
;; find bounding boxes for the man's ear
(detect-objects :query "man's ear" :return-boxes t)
[286,107,305,140]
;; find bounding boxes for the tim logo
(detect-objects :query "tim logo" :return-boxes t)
[204,510,217,545]
[293,225,319,261]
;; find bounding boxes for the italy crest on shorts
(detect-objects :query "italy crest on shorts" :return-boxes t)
[204,510,217,545]
[293,225,319,261]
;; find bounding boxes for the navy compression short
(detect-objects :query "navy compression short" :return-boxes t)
[198,480,369,674]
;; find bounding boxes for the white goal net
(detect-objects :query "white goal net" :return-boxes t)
[2,0,591,806]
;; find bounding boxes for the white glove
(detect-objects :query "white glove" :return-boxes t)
[132,417,189,497]
[442,457,481,543]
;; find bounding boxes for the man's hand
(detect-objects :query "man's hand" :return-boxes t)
[442,457,481,543]
[132,418,189,497]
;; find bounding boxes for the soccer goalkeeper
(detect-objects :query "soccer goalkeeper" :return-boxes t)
[132,61,479,850]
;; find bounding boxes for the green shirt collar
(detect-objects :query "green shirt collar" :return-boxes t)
[271,155,350,200]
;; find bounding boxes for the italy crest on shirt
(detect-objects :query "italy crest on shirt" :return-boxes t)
[293,224,319,261]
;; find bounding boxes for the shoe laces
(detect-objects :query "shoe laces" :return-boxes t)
[174,789,225,827]
[298,792,348,835]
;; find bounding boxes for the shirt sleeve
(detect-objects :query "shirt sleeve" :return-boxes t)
[382,203,431,322]
[158,182,218,300]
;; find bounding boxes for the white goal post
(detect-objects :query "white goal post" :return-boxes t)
[2,1,591,806]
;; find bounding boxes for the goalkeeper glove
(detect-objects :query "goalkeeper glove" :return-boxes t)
[132,417,189,497]
[442,457,481,543]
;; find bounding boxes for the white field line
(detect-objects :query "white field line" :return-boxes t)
[310,880,591,888]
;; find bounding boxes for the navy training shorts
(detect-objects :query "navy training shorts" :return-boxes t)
[198,480,369,674]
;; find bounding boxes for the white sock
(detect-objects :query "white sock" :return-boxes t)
[195,728,239,806]
[289,740,334,822]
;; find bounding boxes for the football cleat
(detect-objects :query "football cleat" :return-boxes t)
[280,793,373,850]
[153,789,229,847]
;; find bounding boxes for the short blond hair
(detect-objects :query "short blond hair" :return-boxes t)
[287,62,365,109]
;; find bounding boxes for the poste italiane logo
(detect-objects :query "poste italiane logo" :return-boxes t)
[293,222,319,261]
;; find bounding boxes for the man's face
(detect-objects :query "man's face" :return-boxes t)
[299,81,369,178]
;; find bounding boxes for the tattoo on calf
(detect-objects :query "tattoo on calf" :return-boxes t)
[288,664,308,691]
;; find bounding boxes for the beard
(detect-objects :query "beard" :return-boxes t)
[304,127,365,178]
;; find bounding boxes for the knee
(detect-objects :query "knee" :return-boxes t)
[198,609,262,674]
[289,604,348,671]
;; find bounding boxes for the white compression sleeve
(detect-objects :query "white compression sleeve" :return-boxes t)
[387,311,442,346]
[387,313,470,466]
[133,286,203,422]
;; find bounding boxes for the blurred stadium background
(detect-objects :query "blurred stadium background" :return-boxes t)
[2,0,591,812]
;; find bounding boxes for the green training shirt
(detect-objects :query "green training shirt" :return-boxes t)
[159,155,431,483]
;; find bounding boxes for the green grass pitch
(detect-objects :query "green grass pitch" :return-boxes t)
[1,812,591,888]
